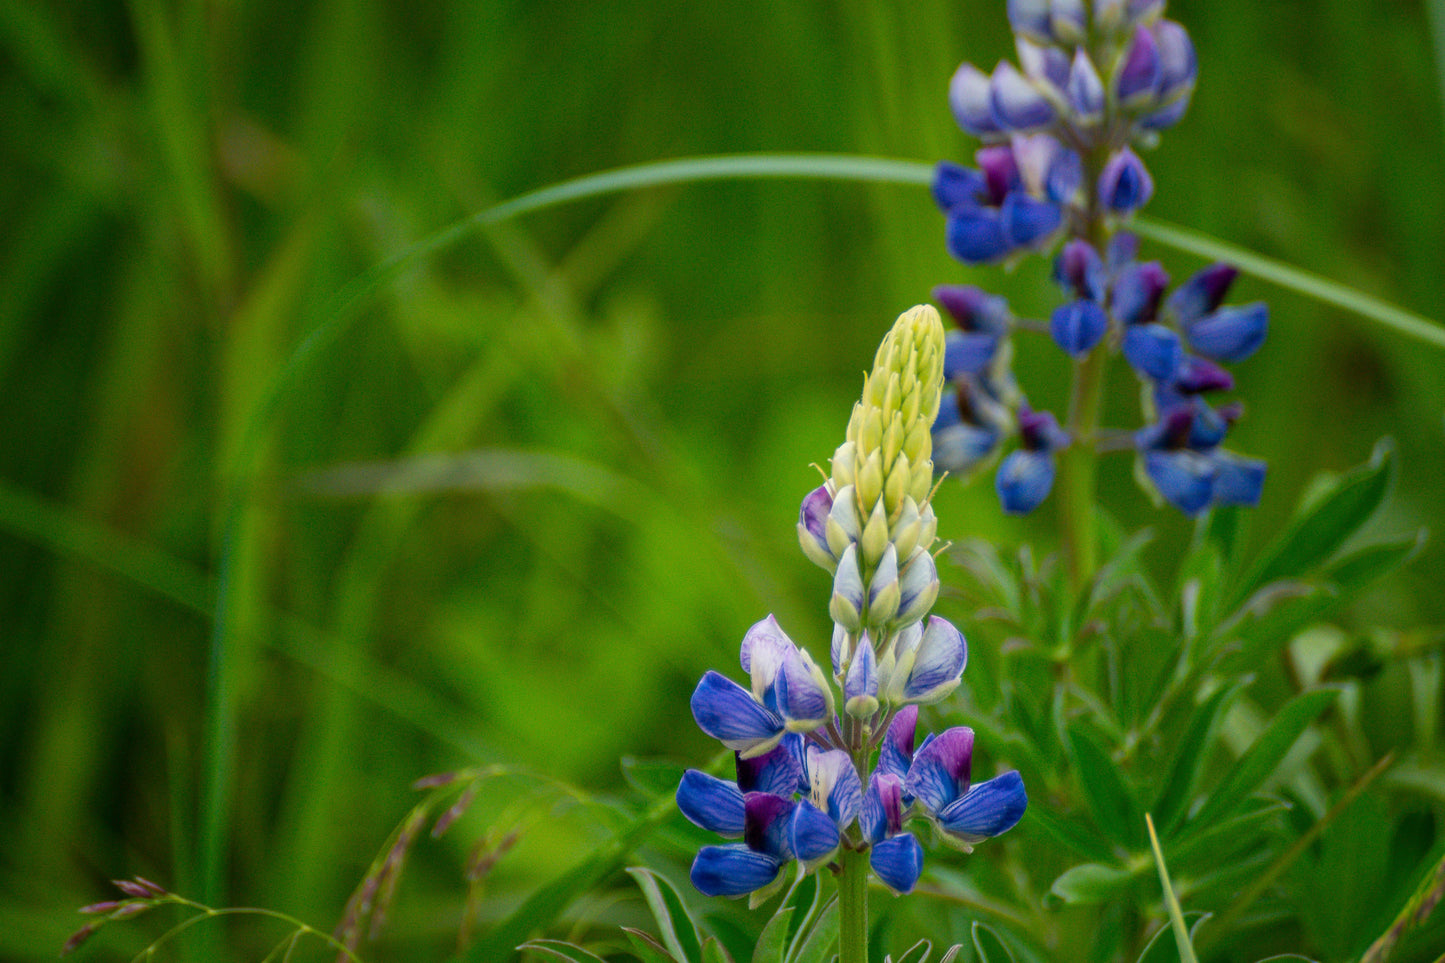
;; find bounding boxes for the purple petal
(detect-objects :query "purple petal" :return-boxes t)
[1168,263,1238,325]
[744,793,796,860]
[844,637,878,710]
[1152,20,1197,101]
[1098,149,1154,213]
[976,145,1020,203]
[1171,356,1234,396]
[997,449,1057,515]
[1112,261,1170,326]
[933,284,1012,336]
[936,771,1028,843]
[879,705,919,781]
[677,771,745,837]
[690,844,782,897]
[870,833,925,895]
[949,63,1001,137]
[1050,300,1108,357]
[1067,49,1105,121]
[690,671,785,756]
[775,645,833,731]
[1116,25,1160,104]
[797,485,834,561]
[1185,303,1268,362]
[739,614,793,702]
[862,771,907,843]
[1007,0,1053,41]
[1056,238,1106,301]
[990,61,1056,131]
[905,726,974,815]
[1122,323,1183,381]
[1018,405,1070,452]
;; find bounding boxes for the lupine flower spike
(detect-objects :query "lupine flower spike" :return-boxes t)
[929,0,1268,518]
[681,306,1026,914]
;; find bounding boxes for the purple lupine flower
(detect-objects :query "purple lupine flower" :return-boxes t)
[861,772,925,894]
[1098,148,1155,213]
[1165,262,1269,362]
[935,284,1012,376]
[797,484,837,572]
[904,728,1028,850]
[676,737,806,838]
[882,615,968,705]
[1135,403,1265,513]
[934,141,1076,264]
[996,406,1070,514]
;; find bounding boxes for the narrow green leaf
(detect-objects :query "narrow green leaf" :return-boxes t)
[1050,863,1138,905]
[517,940,613,963]
[1153,683,1245,835]
[1167,798,1292,869]
[624,928,682,963]
[1230,441,1395,609]
[789,899,839,963]
[890,938,933,963]
[1189,689,1340,829]
[1134,914,1210,963]
[455,794,675,962]
[1145,814,1200,963]
[621,758,688,800]
[752,905,796,963]
[702,937,737,963]
[972,922,1017,963]
[1025,807,1115,863]
[627,867,703,963]
[1066,724,1143,847]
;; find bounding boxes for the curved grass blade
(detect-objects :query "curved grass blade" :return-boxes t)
[1145,813,1200,963]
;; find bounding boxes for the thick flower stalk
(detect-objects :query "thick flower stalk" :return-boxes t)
[927,0,1270,583]
[682,307,1027,963]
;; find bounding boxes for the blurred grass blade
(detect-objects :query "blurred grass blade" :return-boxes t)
[1145,813,1199,963]
[1131,219,1445,351]
[516,940,612,963]
[1360,843,1445,963]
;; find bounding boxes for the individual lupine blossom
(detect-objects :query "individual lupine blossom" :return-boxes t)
[681,307,1026,902]
[929,0,1269,516]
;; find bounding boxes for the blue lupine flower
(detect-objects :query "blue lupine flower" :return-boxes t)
[882,615,969,706]
[1165,262,1268,363]
[934,284,1011,376]
[934,141,1077,264]
[932,370,1013,476]
[676,736,806,838]
[861,772,925,894]
[690,616,833,757]
[903,727,1028,850]
[797,484,836,572]
[996,405,1070,514]
[690,793,797,898]
[1136,403,1265,513]
[1098,148,1155,213]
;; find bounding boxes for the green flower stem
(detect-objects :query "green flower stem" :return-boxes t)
[1059,296,1108,594]
[837,847,871,963]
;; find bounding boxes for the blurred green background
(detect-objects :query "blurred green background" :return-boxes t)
[3,0,1444,959]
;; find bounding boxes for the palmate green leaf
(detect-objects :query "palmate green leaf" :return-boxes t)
[1050,862,1138,905]
[1222,530,1425,673]
[1186,688,1339,831]
[1066,723,1143,848]
[627,867,704,963]
[1228,440,1396,611]
[1153,682,1246,836]
[790,898,839,963]
[972,922,1017,963]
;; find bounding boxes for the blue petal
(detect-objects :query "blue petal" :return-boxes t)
[944,329,1001,378]
[932,161,983,212]
[1067,49,1105,121]
[1185,302,1268,362]
[690,671,785,756]
[996,449,1056,515]
[1049,300,1107,357]
[844,637,878,709]
[1122,323,1183,381]
[736,736,807,797]
[1153,20,1197,100]
[990,62,1056,131]
[677,770,745,837]
[905,726,974,816]
[1212,452,1266,507]
[774,645,833,730]
[789,800,842,865]
[1144,449,1216,515]
[949,63,1001,137]
[936,771,1028,843]
[902,616,968,702]
[896,549,940,627]
[861,771,906,843]
[933,284,1013,336]
[690,844,782,897]
[1167,263,1238,326]
[878,705,919,782]
[870,833,925,895]
[946,209,1011,264]
[1006,0,1053,41]
[806,747,863,829]
[932,419,1002,475]
[1001,192,1063,248]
